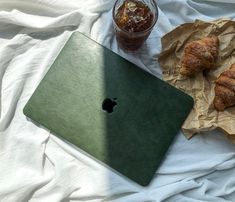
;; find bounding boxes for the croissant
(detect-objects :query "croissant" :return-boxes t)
[214,64,235,111]
[180,36,219,76]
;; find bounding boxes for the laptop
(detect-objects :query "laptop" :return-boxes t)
[23,31,193,186]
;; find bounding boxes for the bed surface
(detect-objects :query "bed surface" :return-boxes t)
[0,0,235,201]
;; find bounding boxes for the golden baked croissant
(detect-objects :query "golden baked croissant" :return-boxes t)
[180,36,219,76]
[214,64,235,111]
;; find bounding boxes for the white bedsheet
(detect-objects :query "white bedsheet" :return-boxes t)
[0,0,235,201]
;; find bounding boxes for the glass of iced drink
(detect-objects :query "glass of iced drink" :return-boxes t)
[112,0,158,51]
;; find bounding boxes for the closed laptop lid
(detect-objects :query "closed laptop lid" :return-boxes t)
[23,32,193,186]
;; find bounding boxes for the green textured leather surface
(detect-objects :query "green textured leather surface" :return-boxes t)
[23,32,194,186]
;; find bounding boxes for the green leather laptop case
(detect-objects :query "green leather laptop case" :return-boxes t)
[23,32,193,186]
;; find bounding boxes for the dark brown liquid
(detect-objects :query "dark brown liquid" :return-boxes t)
[114,0,154,51]
[115,0,153,32]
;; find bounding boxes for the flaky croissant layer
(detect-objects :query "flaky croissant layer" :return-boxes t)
[214,64,235,111]
[180,36,219,76]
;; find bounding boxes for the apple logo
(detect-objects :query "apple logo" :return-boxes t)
[102,98,117,113]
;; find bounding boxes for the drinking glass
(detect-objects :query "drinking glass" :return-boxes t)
[112,0,158,51]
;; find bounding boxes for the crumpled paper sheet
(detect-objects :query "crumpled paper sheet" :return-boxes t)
[159,19,235,142]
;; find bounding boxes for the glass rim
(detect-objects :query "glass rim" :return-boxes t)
[112,0,159,35]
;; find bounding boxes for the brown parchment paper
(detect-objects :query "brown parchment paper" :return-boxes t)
[158,19,235,142]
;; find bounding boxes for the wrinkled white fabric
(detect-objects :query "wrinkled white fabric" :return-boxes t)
[0,0,235,201]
